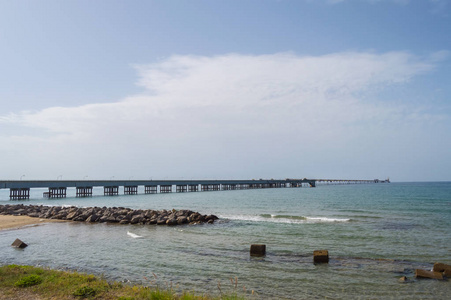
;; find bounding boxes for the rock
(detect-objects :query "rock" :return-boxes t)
[177,216,188,225]
[313,250,329,264]
[11,238,28,248]
[0,204,217,226]
[250,244,266,257]
[398,276,409,283]
[66,211,78,220]
[130,215,142,224]
[415,269,444,280]
[85,214,99,222]
[205,215,218,222]
[166,218,178,226]
[157,218,167,225]
[433,262,451,277]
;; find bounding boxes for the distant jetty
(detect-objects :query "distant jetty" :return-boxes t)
[0,204,218,226]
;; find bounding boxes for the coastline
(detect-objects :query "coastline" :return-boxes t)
[0,215,65,231]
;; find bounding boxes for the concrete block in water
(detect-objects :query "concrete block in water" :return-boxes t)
[250,244,266,256]
[415,269,444,280]
[313,250,329,264]
[11,238,28,248]
[433,262,451,277]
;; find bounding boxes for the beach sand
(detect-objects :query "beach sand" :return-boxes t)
[0,215,65,231]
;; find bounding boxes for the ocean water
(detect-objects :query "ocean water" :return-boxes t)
[0,182,450,299]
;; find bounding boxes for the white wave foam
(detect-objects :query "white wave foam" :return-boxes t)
[127,231,143,238]
[222,214,350,224]
[305,217,350,222]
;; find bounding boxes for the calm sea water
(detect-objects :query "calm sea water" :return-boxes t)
[1,182,450,299]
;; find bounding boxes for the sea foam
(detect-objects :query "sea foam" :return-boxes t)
[222,214,350,224]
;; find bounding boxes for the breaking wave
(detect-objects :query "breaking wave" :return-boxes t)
[223,214,350,224]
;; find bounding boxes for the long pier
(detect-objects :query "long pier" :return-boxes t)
[0,178,386,200]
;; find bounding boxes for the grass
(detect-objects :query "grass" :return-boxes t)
[0,265,250,300]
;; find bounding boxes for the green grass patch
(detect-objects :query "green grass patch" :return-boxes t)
[0,265,249,300]
[14,274,43,287]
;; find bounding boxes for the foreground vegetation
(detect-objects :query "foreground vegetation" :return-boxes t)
[0,265,248,300]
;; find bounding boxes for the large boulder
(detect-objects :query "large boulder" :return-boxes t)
[177,216,188,225]
[166,218,178,226]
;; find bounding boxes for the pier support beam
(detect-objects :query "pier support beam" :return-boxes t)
[124,186,138,195]
[188,184,198,192]
[176,185,187,192]
[104,186,119,196]
[9,188,30,200]
[145,185,157,194]
[201,184,220,191]
[44,187,67,198]
[222,184,233,190]
[76,187,92,197]
[160,185,172,193]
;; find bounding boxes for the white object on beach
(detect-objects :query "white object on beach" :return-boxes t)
[127,231,143,238]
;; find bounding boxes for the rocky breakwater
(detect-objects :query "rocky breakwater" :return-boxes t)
[0,204,218,226]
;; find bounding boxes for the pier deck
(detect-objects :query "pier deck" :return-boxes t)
[0,178,384,200]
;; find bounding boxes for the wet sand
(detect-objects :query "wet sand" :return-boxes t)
[0,215,65,231]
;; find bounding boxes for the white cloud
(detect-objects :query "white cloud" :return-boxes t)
[0,51,447,180]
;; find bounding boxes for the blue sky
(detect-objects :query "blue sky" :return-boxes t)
[0,0,450,181]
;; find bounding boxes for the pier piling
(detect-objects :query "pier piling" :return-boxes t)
[145,185,157,194]
[76,187,92,197]
[9,188,30,200]
[104,186,119,196]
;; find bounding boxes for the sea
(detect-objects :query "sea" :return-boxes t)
[0,182,450,299]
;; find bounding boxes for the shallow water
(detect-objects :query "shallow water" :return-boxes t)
[1,182,450,299]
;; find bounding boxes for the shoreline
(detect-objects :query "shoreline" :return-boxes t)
[0,215,66,231]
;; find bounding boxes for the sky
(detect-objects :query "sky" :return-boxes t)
[0,0,450,182]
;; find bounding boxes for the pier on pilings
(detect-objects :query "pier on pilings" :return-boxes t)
[176,185,187,192]
[160,185,172,193]
[44,187,67,198]
[188,184,198,192]
[9,188,30,200]
[145,185,157,194]
[222,184,232,190]
[104,186,119,196]
[201,184,220,191]
[76,186,92,197]
[124,186,138,195]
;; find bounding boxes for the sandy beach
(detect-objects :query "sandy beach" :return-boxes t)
[0,215,65,231]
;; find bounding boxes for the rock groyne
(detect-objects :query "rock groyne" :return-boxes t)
[0,204,218,226]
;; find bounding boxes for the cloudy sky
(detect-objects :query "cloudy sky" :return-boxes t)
[0,0,450,181]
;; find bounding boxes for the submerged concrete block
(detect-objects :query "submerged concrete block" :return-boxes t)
[250,244,266,257]
[415,269,444,280]
[11,238,28,248]
[313,250,329,264]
